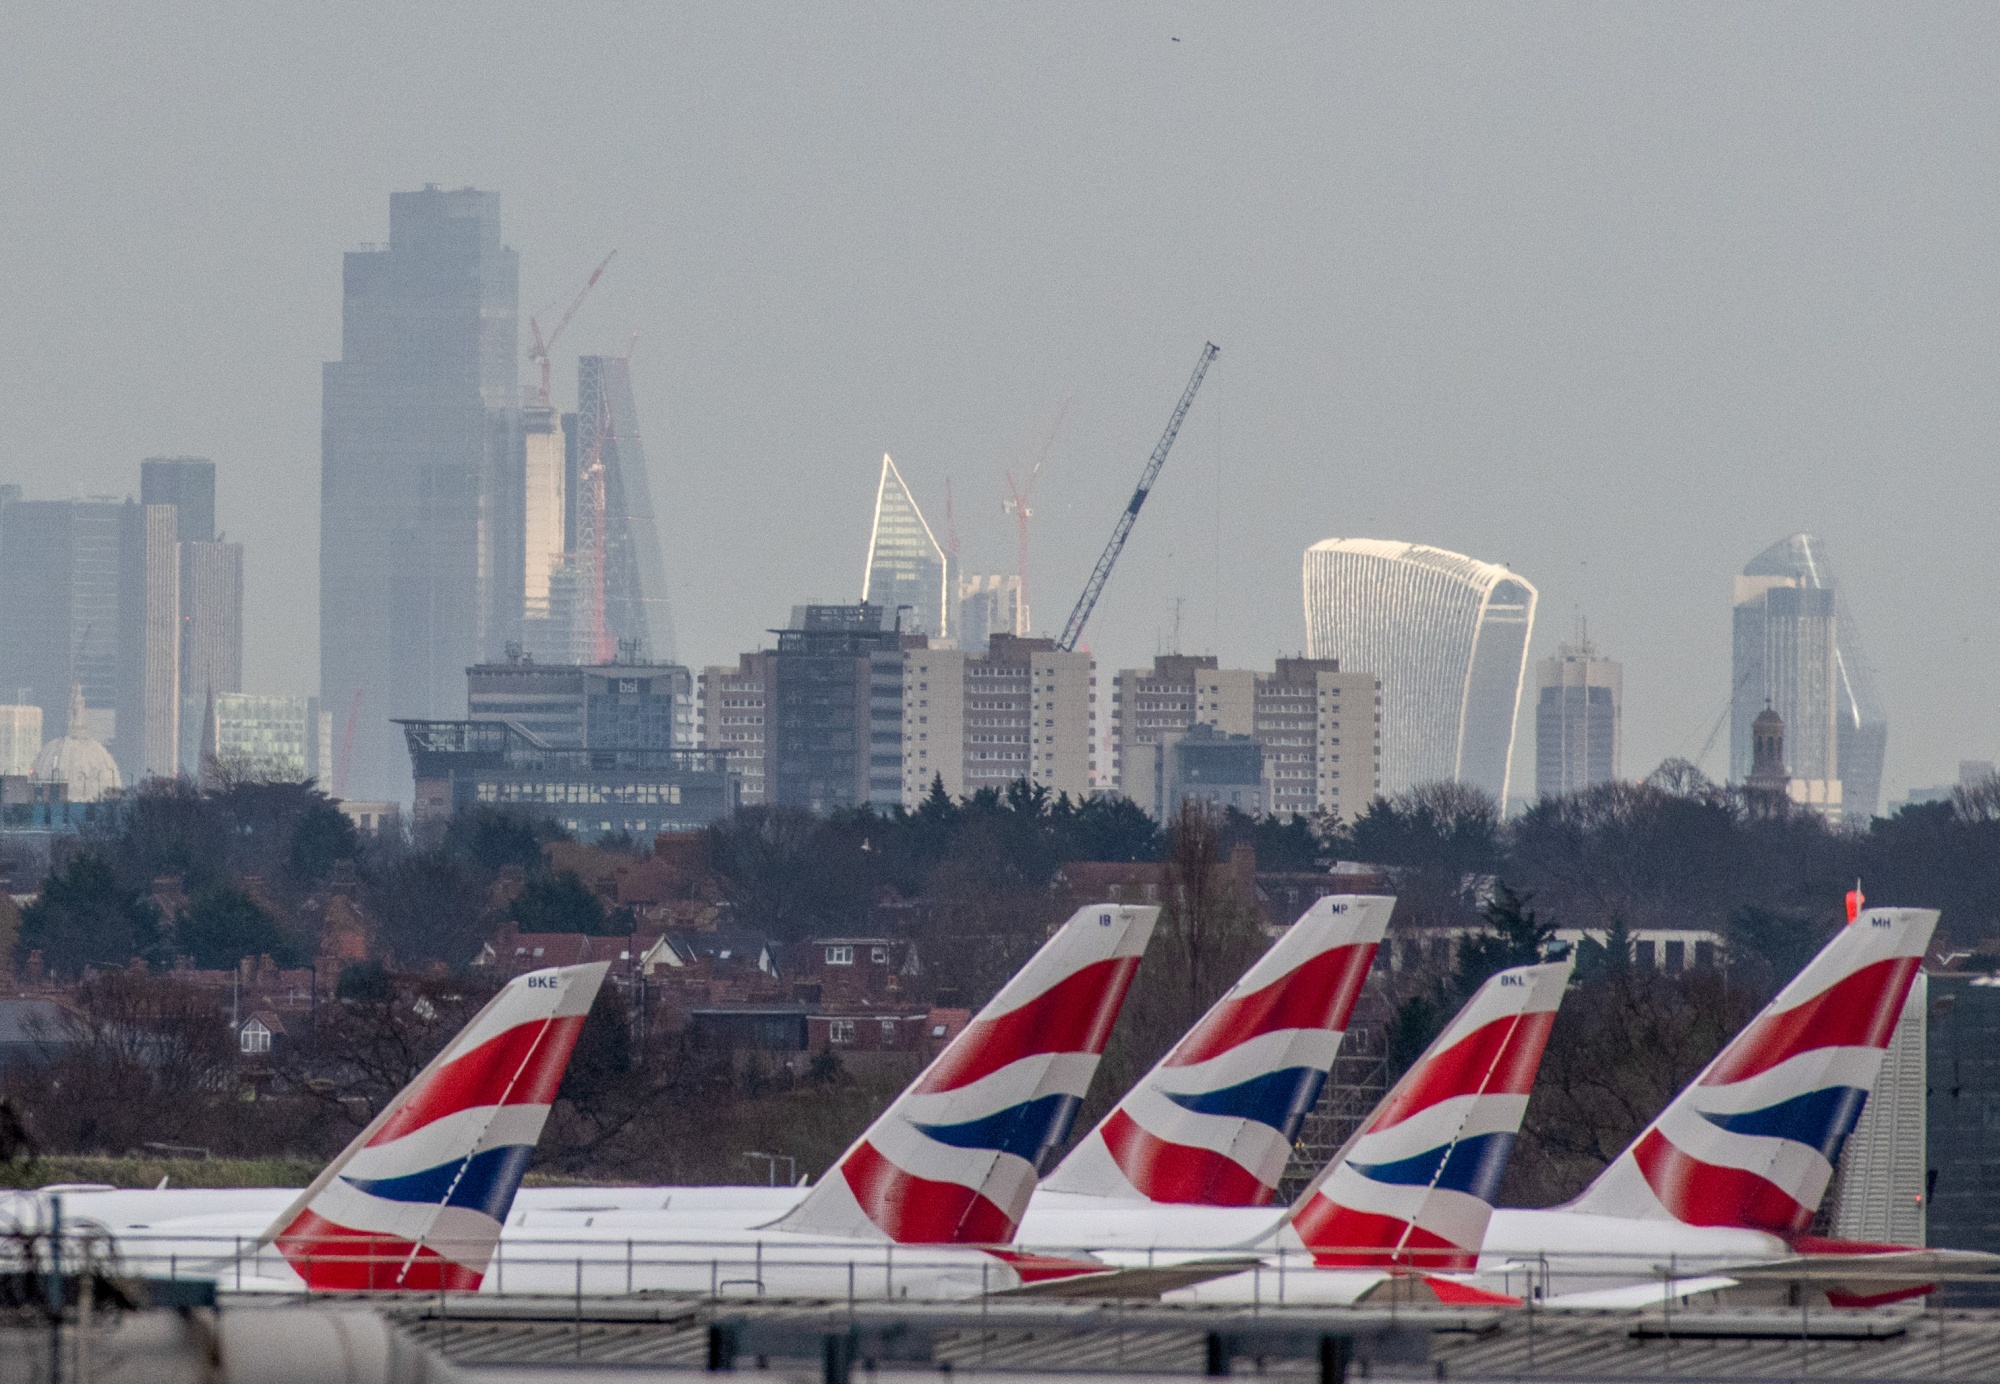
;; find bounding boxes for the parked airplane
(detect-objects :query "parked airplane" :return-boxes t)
[24,904,1160,1296]
[0,960,610,1291]
[1473,907,1975,1307]
[1164,959,1573,1303]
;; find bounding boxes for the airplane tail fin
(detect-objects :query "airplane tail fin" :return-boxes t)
[773,904,1157,1244]
[1043,894,1392,1205]
[1283,960,1572,1272]
[264,962,609,1290]
[1569,907,1936,1234]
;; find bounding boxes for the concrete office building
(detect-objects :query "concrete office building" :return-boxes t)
[521,408,567,629]
[860,455,948,642]
[1107,655,1380,823]
[0,707,41,776]
[467,653,689,752]
[1164,724,1265,816]
[1731,534,1885,820]
[697,653,777,806]
[144,458,243,774]
[322,186,521,800]
[1303,539,1537,804]
[0,497,180,784]
[900,635,1091,806]
[1535,639,1622,799]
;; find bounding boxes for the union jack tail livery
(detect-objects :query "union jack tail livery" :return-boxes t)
[264,962,608,1290]
[774,904,1157,1244]
[1570,907,1937,1235]
[1043,894,1393,1206]
[1283,961,1572,1273]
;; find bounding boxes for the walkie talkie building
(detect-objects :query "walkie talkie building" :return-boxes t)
[1303,539,1538,804]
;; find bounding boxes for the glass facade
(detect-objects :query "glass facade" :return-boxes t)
[211,693,314,782]
[1303,539,1538,803]
[860,454,948,641]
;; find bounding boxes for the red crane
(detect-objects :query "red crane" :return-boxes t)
[526,250,617,408]
[1001,397,1072,636]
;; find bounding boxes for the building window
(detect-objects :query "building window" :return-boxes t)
[826,945,854,966]
[880,1019,897,1042]
[239,1023,271,1055]
[830,1019,855,1045]
[871,946,889,964]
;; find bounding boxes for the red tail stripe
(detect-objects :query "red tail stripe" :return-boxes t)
[839,1140,1018,1244]
[1364,1010,1556,1135]
[1631,1127,1814,1233]
[1294,1200,1475,1271]
[368,1013,588,1146]
[1099,1108,1275,1206]
[915,956,1141,1094]
[1702,957,1920,1088]
[275,1208,485,1291]
[1166,943,1378,1068]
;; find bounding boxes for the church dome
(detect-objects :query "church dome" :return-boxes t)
[32,735,121,803]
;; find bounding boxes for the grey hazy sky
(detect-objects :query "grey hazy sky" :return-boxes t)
[5,4,1997,802]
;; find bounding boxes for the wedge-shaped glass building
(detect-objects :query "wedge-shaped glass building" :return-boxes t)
[1303,539,1537,803]
[860,454,948,640]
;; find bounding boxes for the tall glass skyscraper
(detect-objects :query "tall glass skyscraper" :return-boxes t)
[142,457,243,773]
[1729,533,1887,819]
[1535,638,1622,798]
[860,454,948,640]
[575,355,675,662]
[321,186,519,799]
[1303,539,1538,803]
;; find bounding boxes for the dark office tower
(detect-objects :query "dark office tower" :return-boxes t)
[321,186,520,799]
[0,497,179,782]
[571,356,675,662]
[141,458,215,543]
[142,457,243,771]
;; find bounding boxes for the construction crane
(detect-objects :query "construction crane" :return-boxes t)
[1002,397,1072,636]
[526,250,617,408]
[1056,342,1218,652]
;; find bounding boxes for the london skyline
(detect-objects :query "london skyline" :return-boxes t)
[6,7,2000,804]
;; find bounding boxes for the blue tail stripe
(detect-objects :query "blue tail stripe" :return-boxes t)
[1162,1067,1329,1141]
[1698,1086,1871,1162]
[1351,1131,1516,1204]
[340,1143,535,1223]
[913,1093,1083,1168]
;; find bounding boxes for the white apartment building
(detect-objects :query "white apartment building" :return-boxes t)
[696,653,776,805]
[1108,655,1381,823]
[902,635,1092,805]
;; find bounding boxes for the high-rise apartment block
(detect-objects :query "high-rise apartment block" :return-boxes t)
[1730,534,1885,821]
[764,604,917,812]
[0,707,41,776]
[697,653,777,806]
[900,635,1091,805]
[1303,539,1537,804]
[322,186,520,800]
[143,458,243,774]
[1535,639,1622,798]
[860,455,948,641]
[1107,655,1380,823]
